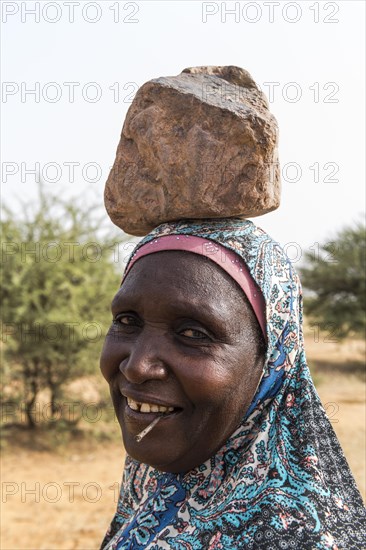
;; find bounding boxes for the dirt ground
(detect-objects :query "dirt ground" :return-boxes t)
[1,335,365,550]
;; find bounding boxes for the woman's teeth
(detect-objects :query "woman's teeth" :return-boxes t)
[127,397,174,414]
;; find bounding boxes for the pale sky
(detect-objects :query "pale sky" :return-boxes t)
[1,0,365,263]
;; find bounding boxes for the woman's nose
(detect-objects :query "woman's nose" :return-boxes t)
[119,332,169,384]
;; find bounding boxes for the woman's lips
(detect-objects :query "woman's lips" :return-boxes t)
[121,389,183,410]
[123,396,183,424]
[127,396,175,414]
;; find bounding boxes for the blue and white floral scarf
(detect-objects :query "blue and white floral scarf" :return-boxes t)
[101,218,366,550]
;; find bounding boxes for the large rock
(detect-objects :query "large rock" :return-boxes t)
[105,66,281,236]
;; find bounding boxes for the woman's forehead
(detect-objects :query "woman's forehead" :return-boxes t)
[120,250,247,298]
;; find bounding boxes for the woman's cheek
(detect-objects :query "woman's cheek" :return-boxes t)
[99,340,122,381]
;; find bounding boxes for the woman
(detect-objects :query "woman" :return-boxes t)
[100,218,366,549]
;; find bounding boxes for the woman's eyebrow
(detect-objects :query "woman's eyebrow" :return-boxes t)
[111,293,227,327]
[169,300,225,325]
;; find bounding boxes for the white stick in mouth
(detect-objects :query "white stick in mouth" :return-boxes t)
[135,416,161,442]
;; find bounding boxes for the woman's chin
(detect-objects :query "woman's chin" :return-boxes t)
[122,432,187,472]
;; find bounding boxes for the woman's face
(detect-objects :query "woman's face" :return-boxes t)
[100,251,265,473]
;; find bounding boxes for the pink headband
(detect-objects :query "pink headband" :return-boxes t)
[123,235,267,341]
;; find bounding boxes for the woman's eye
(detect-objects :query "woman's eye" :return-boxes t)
[179,328,210,340]
[113,314,140,328]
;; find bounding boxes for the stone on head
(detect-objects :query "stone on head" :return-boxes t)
[105,66,281,236]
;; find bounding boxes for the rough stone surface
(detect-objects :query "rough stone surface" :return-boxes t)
[105,66,281,236]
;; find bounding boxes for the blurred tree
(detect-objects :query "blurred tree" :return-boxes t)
[0,185,130,428]
[300,221,366,340]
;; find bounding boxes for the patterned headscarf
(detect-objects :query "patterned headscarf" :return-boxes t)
[101,218,366,550]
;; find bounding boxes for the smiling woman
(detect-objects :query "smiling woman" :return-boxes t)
[99,218,366,550]
[101,249,265,474]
